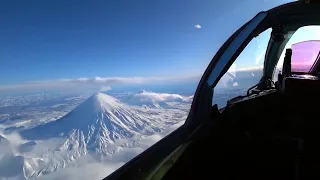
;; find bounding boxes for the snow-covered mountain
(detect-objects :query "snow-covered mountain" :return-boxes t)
[21,92,185,155]
[0,92,190,179]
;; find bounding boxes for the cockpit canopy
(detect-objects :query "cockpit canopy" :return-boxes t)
[202,1,320,109]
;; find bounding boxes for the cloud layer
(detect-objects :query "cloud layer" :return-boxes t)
[0,75,201,95]
[0,65,265,96]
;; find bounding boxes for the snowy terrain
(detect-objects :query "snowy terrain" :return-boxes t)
[0,91,191,180]
[0,94,86,131]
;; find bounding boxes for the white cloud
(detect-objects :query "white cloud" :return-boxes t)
[99,86,112,92]
[232,82,238,87]
[125,90,189,107]
[133,90,185,102]
[0,64,265,96]
[41,161,124,180]
[215,66,263,89]
[236,66,263,72]
[194,24,201,29]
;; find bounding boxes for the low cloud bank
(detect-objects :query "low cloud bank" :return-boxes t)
[41,161,124,180]
[0,75,200,95]
[125,90,189,107]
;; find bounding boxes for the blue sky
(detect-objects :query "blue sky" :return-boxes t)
[0,0,292,95]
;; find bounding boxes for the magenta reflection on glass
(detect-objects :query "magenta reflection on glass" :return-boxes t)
[291,40,320,73]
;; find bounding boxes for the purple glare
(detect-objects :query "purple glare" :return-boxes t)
[291,40,320,73]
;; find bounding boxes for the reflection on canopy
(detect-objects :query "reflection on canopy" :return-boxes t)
[291,40,320,73]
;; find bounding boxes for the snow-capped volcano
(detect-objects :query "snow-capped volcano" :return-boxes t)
[20,92,173,154]
[1,92,190,179]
